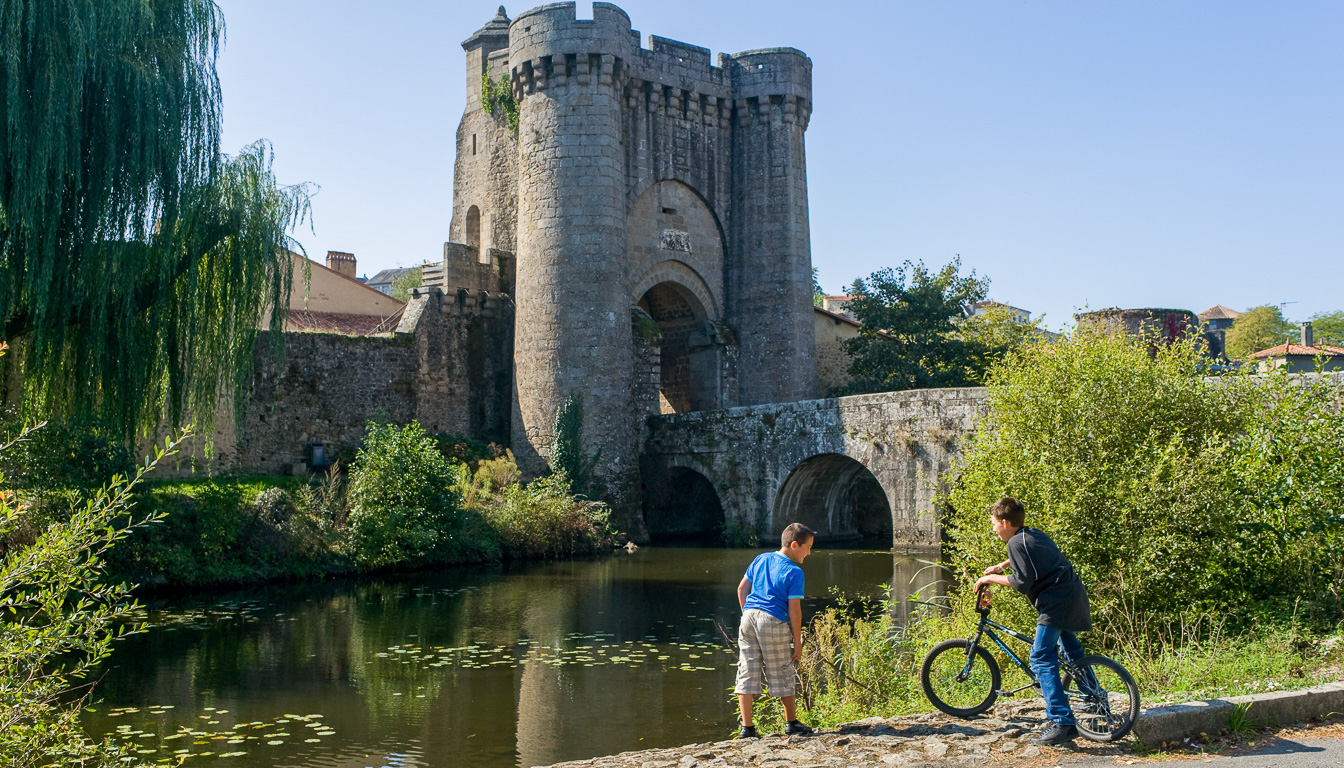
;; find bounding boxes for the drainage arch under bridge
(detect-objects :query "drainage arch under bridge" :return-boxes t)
[772,453,892,543]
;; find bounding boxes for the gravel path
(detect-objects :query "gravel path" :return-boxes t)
[535,699,1120,768]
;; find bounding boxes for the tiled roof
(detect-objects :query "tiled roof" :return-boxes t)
[1198,304,1241,321]
[1249,342,1344,359]
[287,310,402,336]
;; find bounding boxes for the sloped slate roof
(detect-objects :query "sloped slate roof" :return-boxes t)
[367,267,418,286]
[1198,304,1242,321]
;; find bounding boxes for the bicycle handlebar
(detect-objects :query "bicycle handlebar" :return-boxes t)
[975,583,993,613]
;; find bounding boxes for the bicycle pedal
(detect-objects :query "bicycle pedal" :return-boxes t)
[993,690,1016,697]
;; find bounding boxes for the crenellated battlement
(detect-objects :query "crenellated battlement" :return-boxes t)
[464,2,810,120]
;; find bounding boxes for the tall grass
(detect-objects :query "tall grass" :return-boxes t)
[794,590,1344,728]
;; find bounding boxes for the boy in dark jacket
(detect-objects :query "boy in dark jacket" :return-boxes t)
[973,497,1091,746]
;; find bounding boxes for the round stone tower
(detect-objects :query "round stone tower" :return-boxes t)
[723,47,818,406]
[508,3,641,525]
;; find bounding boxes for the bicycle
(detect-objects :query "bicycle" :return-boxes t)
[919,586,1139,742]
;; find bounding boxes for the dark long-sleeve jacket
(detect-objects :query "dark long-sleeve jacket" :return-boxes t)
[1005,526,1092,632]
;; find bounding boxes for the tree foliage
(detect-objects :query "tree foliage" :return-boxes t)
[390,268,423,303]
[0,0,312,437]
[0,417,178,766]
[549,392,599,497]
[946,328,1344,636]
[1309,310,1344,347]
[839,258,991,393]
[1224,305,1294,361]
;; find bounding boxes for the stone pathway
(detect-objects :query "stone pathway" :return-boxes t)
[537,700,1123,768]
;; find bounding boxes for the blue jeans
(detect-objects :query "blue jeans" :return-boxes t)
[1031,625,1086,726]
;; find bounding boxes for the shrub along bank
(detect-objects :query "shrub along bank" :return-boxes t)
[102,422,613,589]
[773,330,1344,733]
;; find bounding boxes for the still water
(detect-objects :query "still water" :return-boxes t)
[85,546,942,768]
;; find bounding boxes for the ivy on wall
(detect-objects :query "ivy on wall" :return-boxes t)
[481,73,519,132]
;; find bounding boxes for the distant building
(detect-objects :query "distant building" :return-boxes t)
[970,300,1032,324]
[265,250,406,336]
[813,305,863,393]
[1249,323,1344,373]
[366,266,421,296]
[821,295,856,321]
[1198,304,1241,331]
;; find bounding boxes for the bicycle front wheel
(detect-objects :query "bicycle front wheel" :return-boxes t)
[920,639,1002,718]
[1063,654,1139,742]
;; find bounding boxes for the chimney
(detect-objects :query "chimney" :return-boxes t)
[326,251,356,279]
[1302,322,1314,348]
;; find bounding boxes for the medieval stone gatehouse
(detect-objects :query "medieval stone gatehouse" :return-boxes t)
[432,3,820,527]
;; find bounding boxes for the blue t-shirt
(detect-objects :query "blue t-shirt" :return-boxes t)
[742,552,805,623]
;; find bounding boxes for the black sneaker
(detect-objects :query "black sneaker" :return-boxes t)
[784,720,814,736]
[737,725,759,739]
[1029,721,1079,746]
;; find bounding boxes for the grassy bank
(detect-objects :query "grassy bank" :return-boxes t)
[736,593,1344,735]
[105,428,614,590]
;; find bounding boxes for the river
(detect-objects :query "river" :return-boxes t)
[84,545,943,768]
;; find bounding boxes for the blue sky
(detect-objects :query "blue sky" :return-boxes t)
[216,0,1342,332]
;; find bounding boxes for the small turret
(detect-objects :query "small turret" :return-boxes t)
[463,7,512,111]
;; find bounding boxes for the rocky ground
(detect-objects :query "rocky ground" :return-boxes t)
[537,699,1138,768]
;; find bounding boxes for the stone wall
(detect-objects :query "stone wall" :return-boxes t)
[814,307,862,394]
[173,289,513,476]
[645,387,989,548]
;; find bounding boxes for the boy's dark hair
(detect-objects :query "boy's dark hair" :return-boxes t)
[781,522,815,548]
[989,497,1026,528]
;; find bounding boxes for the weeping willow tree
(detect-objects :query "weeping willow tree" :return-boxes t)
[0,0,312,437]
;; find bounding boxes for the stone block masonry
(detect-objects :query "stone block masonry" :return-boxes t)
[646,387,989,548]
[453,3,820,536]
[173,288,514,476]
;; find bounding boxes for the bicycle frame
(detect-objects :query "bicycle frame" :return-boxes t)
[961,599,1100,700]
[963,611,1040,695]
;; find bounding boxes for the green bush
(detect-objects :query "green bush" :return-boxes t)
[346,421,492,567]
[480,471,612,559]
[108,475,335,586]
[0,416,134,495]
[944,328,1344,637]
[0,427,176,767]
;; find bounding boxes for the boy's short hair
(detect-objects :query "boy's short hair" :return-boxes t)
[989,497,1026,528]
[781,522,816,548]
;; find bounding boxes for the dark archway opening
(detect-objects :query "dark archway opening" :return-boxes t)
[773,454,893,543]
[644,467,726,544]
[637,282,717,413]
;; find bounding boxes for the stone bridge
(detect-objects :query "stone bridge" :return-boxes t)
[642,387,988,549]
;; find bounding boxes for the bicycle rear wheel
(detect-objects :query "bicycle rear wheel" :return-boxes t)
[1063,654,1139,741]
[920,639,1002,718]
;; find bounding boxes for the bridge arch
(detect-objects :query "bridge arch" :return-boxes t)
[772,454,892,542]
[642,465,726,543]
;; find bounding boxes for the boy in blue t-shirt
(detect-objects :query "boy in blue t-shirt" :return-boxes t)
[734,522,815,738]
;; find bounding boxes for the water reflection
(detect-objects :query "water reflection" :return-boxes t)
[85,547,941,768]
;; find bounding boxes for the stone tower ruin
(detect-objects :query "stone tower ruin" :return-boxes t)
[441,2,818,533]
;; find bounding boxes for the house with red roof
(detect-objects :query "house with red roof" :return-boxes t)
[1249,323,1344,373]
[266,250,407,336]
